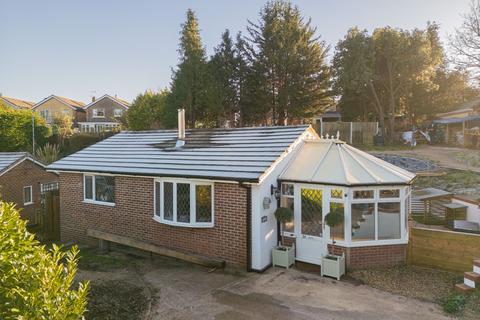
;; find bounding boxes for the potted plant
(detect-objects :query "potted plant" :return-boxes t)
[272,207,295,269]
[321,207,345,280]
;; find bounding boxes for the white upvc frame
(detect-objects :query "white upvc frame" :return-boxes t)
[83,173,115,206]
[114,108,123,118]
[23,185,33,206]
[283,182,410,248]
[153,178,214,228]
[280,183,295,237]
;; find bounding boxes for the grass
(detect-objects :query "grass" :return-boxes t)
[414,169,480,200]
[348,265,480,319]
[78,247,132,271]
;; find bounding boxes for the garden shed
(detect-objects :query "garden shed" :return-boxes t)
[279,139,415,269]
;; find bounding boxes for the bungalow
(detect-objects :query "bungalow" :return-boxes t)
[32,95,86,127]
[78,94,130,133]
[0,153,58,224]
[48,110,414,271]
[0,95,35,110]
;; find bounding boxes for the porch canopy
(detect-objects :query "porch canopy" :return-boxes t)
[280,140,415,186]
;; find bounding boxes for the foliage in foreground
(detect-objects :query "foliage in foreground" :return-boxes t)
[0,201,88,319]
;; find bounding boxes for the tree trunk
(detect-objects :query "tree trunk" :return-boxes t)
[368,81,387,140]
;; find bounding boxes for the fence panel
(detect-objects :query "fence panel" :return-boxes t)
[408,227,480,272]
[316,122,378,145]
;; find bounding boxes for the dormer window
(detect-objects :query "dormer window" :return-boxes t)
[93,108,105,118]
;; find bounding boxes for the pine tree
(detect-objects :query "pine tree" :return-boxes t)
[166,9,212,128]
[244,0,331,125]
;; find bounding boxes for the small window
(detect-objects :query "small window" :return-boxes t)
[331,189,343,199]
[329,202,344,241]
[351,203,375,241]
[353,190,374,199]
[378,202,401,240]
[84,174,115,205]
[114,109,123,117]
[23,186,33,205]
[281,183,294,196]
[93,108,105,117]
[380,189,400,198]
[280,195,295,234]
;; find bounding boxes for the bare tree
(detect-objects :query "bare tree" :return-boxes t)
[450,0,480,78]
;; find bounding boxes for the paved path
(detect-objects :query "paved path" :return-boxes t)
[143,262,448,320]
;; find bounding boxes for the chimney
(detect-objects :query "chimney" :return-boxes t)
[91,96,96,102]
[175,108,186,148]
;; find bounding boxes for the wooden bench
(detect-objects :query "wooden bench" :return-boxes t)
[86,229,225,269]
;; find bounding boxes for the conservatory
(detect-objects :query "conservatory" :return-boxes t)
[278,139,416,269]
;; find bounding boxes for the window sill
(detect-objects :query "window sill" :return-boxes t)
[23,202,33,206]
[83,200,115,207]
[152,216,213,228]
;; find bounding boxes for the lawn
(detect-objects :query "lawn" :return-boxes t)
[414,169,480,201]
[348,265,480,319]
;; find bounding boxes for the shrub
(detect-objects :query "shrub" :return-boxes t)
[442,293,467,314]
[274,207,293,246]
[0,201,88,319]
[35,142,60,165]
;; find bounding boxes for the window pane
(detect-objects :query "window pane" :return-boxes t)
[380,189,400,198]
[378,202,401,240]
[95,176,115,203]
[85,176,93,200]
[280,197,294,233]
[301,188,322,237]
[177,183,190,223]
[23,187,32,203]
[281,184,294,196]
[196,185,212,223]
[351,203,375,241]
[155,182,161,216]
[163,182,173,221]
[330,203,344,241]
[353,190,374,199]
[331,189,343,199]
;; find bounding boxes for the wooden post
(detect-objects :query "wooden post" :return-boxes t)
[99,239,109,254]
[463,121,466,146]
[445,124,449,144]
[349,122,353,144]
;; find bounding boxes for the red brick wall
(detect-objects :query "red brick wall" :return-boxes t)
[285,236,406,270]
[59,173,248,267]
[0,159,58,223]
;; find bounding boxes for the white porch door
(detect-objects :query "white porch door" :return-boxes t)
[295,187,328,265]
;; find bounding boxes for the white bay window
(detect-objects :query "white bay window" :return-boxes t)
[154,179,214,227]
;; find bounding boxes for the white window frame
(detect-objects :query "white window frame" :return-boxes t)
[114,108,123,118]
[280,183,295,237]
[92,108,105,118]
[83,174,115,206]
[153,178,214,228]
[23,186,33,206]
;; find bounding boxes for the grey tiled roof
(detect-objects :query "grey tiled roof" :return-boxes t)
[48,125,310,182]
[0,152,27,173]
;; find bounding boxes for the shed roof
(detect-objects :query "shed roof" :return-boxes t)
[280,140,415,186]
[47,125,312,183]
[433,115,480,124]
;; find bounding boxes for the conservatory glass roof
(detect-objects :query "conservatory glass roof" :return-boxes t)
[280,140,415,186]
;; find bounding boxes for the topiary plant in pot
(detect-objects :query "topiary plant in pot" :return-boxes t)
[272,207,295,269]
[322,206,346,280]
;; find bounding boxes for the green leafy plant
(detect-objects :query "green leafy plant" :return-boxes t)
[442,293,467,314]
[325,207,344,255]
[274,207,293,246]
[35,142,60,165]
[0,201,89,319]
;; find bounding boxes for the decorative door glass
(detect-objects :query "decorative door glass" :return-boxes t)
[301,188,323,237]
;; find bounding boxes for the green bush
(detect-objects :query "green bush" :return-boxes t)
[59,132,114,156]
[0,201,88,319]
[442,293,467,314]
[0,107,50,152]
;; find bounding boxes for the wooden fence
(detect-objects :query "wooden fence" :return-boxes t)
[315,122,379,145]
[408,227,480,272]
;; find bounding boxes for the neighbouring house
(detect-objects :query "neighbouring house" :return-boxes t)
[32,95,86,127]
[433,97,480,145]
[48,110,415,271]
[0,95,35,110]
[78,94,130,133]
[0,152,58,224]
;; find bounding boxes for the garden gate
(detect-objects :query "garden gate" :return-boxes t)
[40,182,60,241]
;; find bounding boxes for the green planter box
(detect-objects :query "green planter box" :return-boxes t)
[272,244,295,269]
[321,253,345,280]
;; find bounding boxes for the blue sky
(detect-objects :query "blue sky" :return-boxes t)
[0,0,471,103]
